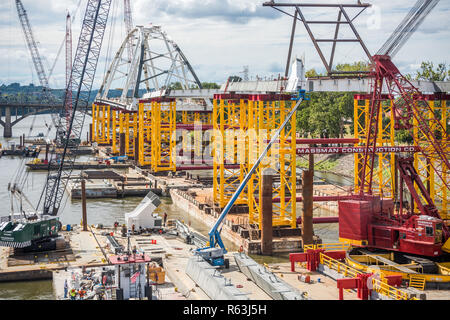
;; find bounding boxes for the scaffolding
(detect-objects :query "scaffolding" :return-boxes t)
[354,95,448,218]
[138,101,152,166]
[92,103,111,145]
[212,96,248,208]
[354,95,395,198]
[413,96,448,218]
[150,98,176,172]
[247,95,297,228]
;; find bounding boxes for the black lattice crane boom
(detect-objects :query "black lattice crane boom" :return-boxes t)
[15,0,59,128]
[0,0,113,250]
[65,12,73,132]
[123,0,134,61]
[43,0,113,216]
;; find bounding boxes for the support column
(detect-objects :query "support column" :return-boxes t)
[119,133,126,156]
[261,169,273,255]
[45,144,49,163]
[134,134,140,165]
[4,106,12,138]
[81,179,88,232]
[302,149,314,246]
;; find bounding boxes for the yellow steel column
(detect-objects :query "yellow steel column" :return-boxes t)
[101,104,106,143]
[248,99,256,225]
[125,113,130,155]
[106,105,111,144]
[213,98,219,204]
[112,109,117,153]
[290,101,297,228]
[92,103,97,142]
[138,102,144,166]
[353,97,359,192]
[219,99,225,207]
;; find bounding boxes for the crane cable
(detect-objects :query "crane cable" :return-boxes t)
[47,0,83,84]
[9,0,84,215]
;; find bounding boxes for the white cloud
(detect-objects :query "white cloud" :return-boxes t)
[0,0,449,88]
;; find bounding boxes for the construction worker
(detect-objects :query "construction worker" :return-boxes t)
[64,279,68,299]
[69,288,77,300]
[78,289,86,300]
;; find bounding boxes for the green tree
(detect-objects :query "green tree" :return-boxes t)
[410,61,449,81]
[297,62,369,138]
[201,82,220,89]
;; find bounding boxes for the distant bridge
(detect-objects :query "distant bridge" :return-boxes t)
[0,103,65,137]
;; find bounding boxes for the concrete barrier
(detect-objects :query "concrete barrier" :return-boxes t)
[186,256,249,300]
[233,253,308,300]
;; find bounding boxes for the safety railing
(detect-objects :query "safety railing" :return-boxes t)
[319,252,362,278]
[372,278,411,300]
[304,242,351,252]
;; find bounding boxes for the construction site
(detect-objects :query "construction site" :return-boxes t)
[0,0,449,305]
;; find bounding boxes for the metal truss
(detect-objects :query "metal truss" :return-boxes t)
[96,26,202,108]
[15,0,59,128]
[263,1,373,76]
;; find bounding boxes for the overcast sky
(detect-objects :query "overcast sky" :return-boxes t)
[0,0,449,89]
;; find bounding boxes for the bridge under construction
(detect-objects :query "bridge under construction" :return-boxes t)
[0,0,449,303]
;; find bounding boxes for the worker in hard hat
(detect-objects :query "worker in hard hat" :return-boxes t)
[69,288,77,300]
[78,289,86,300]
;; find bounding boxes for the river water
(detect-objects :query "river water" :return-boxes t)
[0,115,343,299]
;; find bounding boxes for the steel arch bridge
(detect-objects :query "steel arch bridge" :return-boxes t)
[96,25,202,109]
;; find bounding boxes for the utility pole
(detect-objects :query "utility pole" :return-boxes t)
[81,179,88,231]
[261,169,273,255]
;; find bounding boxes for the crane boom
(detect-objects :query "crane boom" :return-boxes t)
[15,0,48,90]
[124,0,134,61]
[65,13,73,132]
[42,0,112,216]
[15,0,58,128]
[0,0,113,250]
[377,0,440,58]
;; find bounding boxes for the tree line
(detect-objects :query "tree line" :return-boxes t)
[296,61,449,142]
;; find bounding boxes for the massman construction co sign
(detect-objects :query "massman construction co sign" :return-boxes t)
[296,146,419,155]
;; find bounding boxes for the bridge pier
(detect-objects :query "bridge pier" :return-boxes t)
[3,107,12,138]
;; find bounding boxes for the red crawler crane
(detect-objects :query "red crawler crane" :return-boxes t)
[264,0,449,257]
[352,0,450,257]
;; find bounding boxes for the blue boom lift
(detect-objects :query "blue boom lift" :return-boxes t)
[195,91,308,267]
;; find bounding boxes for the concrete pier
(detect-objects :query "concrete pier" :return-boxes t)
[3,106,12,138]
[261,172,273,255]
